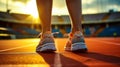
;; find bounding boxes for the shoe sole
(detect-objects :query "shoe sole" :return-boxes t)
[71,42,88,53]
[36,43,56,52]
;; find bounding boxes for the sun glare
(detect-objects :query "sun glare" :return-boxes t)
[25,0,39,19]
[24,0,67,18]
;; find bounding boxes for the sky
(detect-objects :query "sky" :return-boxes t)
[0,0,120,17]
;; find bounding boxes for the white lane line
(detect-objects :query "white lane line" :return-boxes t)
[54,39,62,67]
[93,39,120,46]
[0,52,36,54]
[0,44,34,52]
[54,53,62,67]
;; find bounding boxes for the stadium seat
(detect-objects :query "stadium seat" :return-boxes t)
[84,27,91,36]
[98,26,120,37]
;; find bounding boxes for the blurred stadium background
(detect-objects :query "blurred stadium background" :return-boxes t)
[0,0,120,39]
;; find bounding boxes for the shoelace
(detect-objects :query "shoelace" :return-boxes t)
[37,32,59,38]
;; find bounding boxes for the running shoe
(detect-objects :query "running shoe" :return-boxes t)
[36,31,56,52]
[65,31,88,52]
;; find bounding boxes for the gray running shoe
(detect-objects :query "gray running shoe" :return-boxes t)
[65,31,88,52]
[36,31,56,52]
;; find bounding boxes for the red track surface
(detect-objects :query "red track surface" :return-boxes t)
[0,38,120,67]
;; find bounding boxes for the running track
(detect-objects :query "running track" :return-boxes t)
[0,38,120,67]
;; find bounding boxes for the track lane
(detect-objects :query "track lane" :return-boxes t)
[0,38,120,67]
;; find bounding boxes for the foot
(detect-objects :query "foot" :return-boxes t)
[36,31,56,52]
[64,31,88,52]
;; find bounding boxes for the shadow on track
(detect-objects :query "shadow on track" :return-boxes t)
[75,52,120,66]
[37,52,88,67]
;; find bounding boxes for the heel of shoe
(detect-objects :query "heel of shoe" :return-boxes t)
[36,43,56,52]
[71,42,88,52]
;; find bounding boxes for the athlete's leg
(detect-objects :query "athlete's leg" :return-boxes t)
[36,0,52,33]
[66,0,82,34]
[65,0,87,52]
[36,0,56,52]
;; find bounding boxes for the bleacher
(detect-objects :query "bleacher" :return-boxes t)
[0,12,15,20]
[98,26,120,37]
[1,11,120,24]
[52,16,60,24]
[62,15,70,24]
[65,27,71,33]
[52,27,63,38]
[83,13,106,21]
[107,12,120,21]
[0,27,40,39]
[0,27,19,39]
[52,15,70,25]
[19,27,39,35]
[0,11,120,38]
[11,13,29,20]
[84,27,91,37]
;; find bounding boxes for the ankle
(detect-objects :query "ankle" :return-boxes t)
[41,31,53,38]
[42,31,52,34]
[70,31,83,35]
[69,31,83,37]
